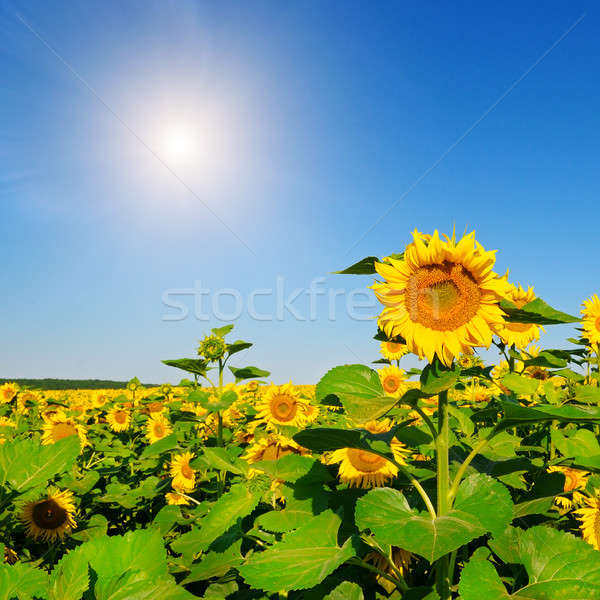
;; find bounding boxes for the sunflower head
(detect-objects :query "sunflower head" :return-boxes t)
[255,383,308,428]
[380,340,408,361]
[170,451,196,491]
[198,334,227,361]
[373,230,508,366]
[20,488,77,542]
[41,416,88,450]
[165,491,191,506]
[378,366,408,399]
[146,414,172,444]
[582,294,600,349]
[576,490,600,550]
[106,406,131,432]
[497,283,544,349]
[0,382,19,404]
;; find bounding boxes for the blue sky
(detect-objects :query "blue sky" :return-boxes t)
[1,1,598,384]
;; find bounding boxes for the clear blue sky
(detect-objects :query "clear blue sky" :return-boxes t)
[1,1,598,384]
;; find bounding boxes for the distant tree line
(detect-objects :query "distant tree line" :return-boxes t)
[0,379,158,390]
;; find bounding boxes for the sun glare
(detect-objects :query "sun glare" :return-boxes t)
[161,126,195,165]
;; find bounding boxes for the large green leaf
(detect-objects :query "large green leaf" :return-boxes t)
[48,548,90,600]
[500,298,579,325]
[356,475,512,563]
[141,433,179,458]
[172,481,268,554]
[324,582,365,600]
[238,510,356,592]
[0,563,49,600]
[183,540,243,584]
[0,436,79,491]
[458,558,510,599]
[500,373,539,396]
[251,454,333,484]
[228,366,270,382]
[226,340,252,356]
[420,361,459,395]
[316,365,397,422]
[485,526,600,598]
[162,359,209,377]
[333,256,380,275]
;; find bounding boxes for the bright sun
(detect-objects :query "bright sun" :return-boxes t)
[162,127,195,165]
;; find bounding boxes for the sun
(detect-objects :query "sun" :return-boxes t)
[161,126,196,166]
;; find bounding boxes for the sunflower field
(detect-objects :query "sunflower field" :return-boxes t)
[3,229,600,600]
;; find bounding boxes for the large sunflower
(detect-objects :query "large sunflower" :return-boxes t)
[41,415,88,449]
[0,382,18,404]
[170,451,196,491]
[581,294,600,349]
[373,230,508,366]
[242,434,309,465]
[576,491,600,550]
[380,341,408,361]
[146,414,172,444]
[20,489,77,542]
[106,406,131,432]
[378,365,408,399]
[255,383,308,428]
[497,283,544,349]
[326,420,409,489]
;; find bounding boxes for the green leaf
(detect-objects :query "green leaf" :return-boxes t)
[500,373,539,396]
[316,364,397,422]
[173,482,267,553]
[575,385,600,403]
[459,558,510,600]
[228,366,270,382]
[323,581,364,600]
[49,546,90,600]
[495,400,600,432]
[71,514,108,542]
[0,562,49,600]
[356,475,512,563]
[333,256,380,275]
[521,351,568,369]
[500,298,579,325]
[238,510,356,592]
[0,436,80,491]
[211,324,234,337]
[194,447,247,475]
[251,454,333,484]
[183,540,243,584]
[420,361,459,395]
[513,496,555,519]
[141,433,178,458]
[226,341,252,356]
[64,470,100,494]
[489,526,600,599]
[162,359,209,377]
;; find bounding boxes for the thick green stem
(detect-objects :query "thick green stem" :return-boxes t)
[448,436,490,503]
[435,390,450,599]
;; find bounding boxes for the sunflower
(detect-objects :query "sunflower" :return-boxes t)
[364,548,413,593]
[576,491,600,550]
[373,230,508,366]
[242,434,309,465]
[497,283,544,349]
[4,547,18,564]
[0,382,18,404]
[582,294,600,349]
[456,351,483,369]
[170,452,196,491]
[146,413,172,444]
[549,466,589,511]
[198,334,227,360]
[16,389,41,414]
[20,488,77,542]
[255,383,308,428]
[106,406,131,432]
[458,381,495,405]
[41,415,88,449]
[90,391,110,410]
[378,365,408,399]
[380,341,408,361]
[245,380,261,393]
[165,490,191,506]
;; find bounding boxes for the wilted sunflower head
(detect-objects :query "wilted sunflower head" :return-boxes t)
[0,382,19,404]
[20,488,77,542]
[373,230,508,366]
[197,334,227,361]
[581,294,600,349]
[242,434,309,466]
[497,283,544,349]
[255,383,308,428]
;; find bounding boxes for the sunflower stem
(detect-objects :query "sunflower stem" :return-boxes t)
[447,436,491,503]
[435,390,450,599]
[348,557,408,592]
